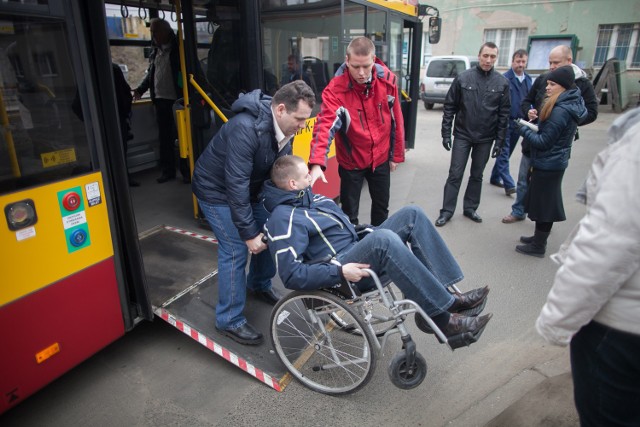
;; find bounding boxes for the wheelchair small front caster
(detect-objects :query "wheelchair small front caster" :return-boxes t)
[388,350,427,389]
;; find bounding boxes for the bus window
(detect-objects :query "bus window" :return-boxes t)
[0,13,92,194]
[260,0,344,109]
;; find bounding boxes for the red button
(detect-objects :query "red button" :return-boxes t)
[62,192,81,211]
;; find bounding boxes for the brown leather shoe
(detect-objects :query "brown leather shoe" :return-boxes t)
[441,313,492,338]
[449,286,489,313]
[416,312,493,338]
[502,214,525,224]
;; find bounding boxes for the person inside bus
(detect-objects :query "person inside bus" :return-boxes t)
[191,81,316,346]
[262,155,493,348]
[133,18,189,184]
[308,36,405,227]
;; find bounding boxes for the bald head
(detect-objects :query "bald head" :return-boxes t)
[548,45,572,71]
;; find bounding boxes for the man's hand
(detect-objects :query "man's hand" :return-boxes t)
[132,90,142,101]
[491,145,502,158]
[341,263,371,282]
[527,108,538,122]
[390,161,398,172]
[442,137,452,151]
[309,164,327,186]
[246,233,267,255]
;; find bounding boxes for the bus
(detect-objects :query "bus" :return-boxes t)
[0,0,435,412]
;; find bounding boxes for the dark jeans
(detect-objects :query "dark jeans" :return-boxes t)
[339,162,390,226]
[154,98,178,177]
[490,122,520,189]
[570,321,640,427]
[441,138,492,215]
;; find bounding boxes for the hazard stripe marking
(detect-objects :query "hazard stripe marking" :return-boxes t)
[154,307,281,391]
[164,225,218,244]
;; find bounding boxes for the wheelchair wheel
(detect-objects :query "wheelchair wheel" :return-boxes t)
[330,283,403,337]
[271,291,378,395]
[388,350,427,390]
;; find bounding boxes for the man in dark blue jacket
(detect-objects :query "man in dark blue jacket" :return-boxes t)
[191,81,315,345]
[489,49,532,196]
[262,155,493,348]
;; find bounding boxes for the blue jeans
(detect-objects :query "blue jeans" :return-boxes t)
[337,206,463,317]
[510,154,531,219]
[570,321,640,427]
[198,200,275,329]
[490,122,520,190]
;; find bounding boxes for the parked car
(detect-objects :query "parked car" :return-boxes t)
[420,55,478,110]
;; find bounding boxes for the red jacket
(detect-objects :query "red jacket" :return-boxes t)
[309,59,405,171]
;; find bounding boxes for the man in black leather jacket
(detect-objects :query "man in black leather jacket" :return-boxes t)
[436,42,510,227]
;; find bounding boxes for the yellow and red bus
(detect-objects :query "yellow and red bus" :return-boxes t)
[0,0,431,412]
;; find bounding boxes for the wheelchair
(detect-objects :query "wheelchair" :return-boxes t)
[270,258,480,395]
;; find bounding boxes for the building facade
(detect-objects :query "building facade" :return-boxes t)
[421,0,640,108]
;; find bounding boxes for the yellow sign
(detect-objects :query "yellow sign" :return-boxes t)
[41,148,77,168]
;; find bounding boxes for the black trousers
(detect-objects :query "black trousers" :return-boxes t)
[154,98,178,177]
[441,138,492,215]
[571,321,640,427]
[338,162,390,226]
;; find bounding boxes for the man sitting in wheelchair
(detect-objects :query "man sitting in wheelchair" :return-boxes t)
[261,155,492,346]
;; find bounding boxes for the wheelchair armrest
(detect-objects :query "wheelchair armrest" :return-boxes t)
[354,224,375,241]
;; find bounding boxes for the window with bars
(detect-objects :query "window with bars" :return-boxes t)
[483,28,528,67]
[594,23,640,68]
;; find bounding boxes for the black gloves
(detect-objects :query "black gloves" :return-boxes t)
[442,137,452,151]
[491,145,502,158]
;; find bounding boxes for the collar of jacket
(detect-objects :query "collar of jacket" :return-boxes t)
[475,64,494,76]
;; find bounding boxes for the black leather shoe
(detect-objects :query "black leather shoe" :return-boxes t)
[253,288,282,306]
[156,174,176,184]
[435,212,452,227]
[449,286,490,313]
[216,323,263,345]
[463,210,483,223]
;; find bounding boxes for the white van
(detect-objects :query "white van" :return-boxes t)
[420,55,479,109]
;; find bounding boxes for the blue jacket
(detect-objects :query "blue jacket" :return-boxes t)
[503,68,532,120]
[192,90,292,241]
[519,88,587,171]
[262,181,358,290]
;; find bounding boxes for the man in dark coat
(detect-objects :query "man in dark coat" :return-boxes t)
[489,49,532,196]
[191,81,315,345]
[133,18,187,184]
[436,42,510,227]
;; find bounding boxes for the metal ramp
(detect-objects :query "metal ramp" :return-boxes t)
[139,225,290,391]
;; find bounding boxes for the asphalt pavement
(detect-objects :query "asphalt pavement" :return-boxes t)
[2,105,618,427]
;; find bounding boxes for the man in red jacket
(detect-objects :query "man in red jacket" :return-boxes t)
[308,37,405,226]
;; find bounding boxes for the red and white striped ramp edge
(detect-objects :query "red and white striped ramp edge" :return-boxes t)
[155,306,283,391]
[164,225,218,244]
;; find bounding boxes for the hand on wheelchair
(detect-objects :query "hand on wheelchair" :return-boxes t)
[340,263,370,282]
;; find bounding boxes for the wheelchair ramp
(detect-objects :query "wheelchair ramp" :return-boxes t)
[139,225,291,391]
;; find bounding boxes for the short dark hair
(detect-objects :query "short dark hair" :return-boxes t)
[512,49,528,61]
[347,36,375,58]
[271,155,306,189]
[479,42,498,55]
[272,80,316,112]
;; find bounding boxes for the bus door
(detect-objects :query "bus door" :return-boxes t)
[104,0,291,391]
[0,0,152,412]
